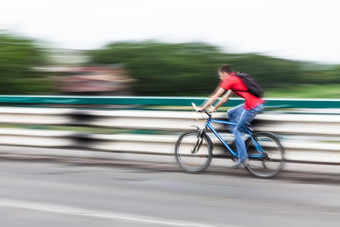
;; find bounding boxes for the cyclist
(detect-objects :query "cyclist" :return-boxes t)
[198,64,264,167]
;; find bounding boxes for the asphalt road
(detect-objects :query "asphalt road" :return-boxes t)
[0,158,339,227]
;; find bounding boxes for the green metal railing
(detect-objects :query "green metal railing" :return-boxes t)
[0,95,340,109]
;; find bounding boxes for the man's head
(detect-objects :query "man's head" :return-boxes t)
[218,64,233,80]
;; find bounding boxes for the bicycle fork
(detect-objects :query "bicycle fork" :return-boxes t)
[191,127,204,154]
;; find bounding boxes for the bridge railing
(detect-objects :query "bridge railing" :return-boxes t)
[0,95,339,165]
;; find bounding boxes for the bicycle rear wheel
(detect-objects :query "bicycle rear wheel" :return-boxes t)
[245,132,285,178]
[175,131,213,173]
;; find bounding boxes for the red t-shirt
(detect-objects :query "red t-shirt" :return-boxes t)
[219,73,264,110]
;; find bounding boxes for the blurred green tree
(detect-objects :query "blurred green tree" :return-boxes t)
[0,32,51,94]
[90,42,229,95]
[89,41,314,96]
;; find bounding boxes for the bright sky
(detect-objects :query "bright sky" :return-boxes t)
[0,0,339,64]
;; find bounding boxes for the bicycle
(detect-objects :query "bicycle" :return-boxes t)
[174,103,285,178]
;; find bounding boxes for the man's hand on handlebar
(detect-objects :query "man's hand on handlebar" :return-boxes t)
[197,107,212,113]
[192,102,213,117]
[197,107,204,112]
[208,105,216,113]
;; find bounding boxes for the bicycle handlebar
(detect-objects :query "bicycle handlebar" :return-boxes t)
[191,102,212,118]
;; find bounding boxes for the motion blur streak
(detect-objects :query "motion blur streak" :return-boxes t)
[0,198,217,227]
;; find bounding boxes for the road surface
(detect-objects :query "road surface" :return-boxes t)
[0,157,339,227]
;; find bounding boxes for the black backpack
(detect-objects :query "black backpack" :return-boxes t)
[233,72,264,98]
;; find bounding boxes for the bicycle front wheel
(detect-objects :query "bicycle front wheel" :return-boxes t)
[175,131,213,173]
[245,132,285,178]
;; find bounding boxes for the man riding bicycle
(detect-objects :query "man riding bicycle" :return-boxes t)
[198,64,264,167]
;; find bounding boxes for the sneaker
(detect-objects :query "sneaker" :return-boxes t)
[242,158,249,167]
[232,163,243,169]
[232,157,249,169]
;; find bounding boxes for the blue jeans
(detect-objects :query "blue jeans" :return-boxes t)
[227,104,264,163]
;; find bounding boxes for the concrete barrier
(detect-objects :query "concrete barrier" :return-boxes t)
[0,107,339,164]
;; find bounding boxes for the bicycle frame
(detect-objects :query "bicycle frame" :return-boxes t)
[204,118,265,159]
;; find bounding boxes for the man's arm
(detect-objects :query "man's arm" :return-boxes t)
[199,87,225,111]
[209,89,233,112]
